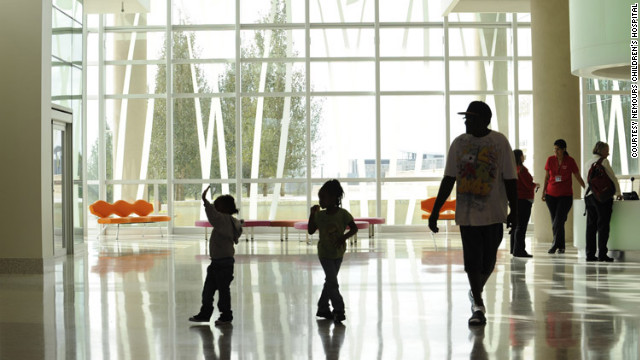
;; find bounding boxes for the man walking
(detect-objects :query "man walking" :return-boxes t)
[429,100,518,326]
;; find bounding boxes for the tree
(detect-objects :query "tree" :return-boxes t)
[148,0,320,201]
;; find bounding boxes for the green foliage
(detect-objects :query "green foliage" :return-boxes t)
[148,0,320,201]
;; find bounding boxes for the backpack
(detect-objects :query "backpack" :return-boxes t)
[587,158,615,202]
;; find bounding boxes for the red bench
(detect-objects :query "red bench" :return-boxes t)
[194,219,304,241]
[195,217,384,242]
[293,221,368,244]
[354,217,386,238]
[194,219,271,241]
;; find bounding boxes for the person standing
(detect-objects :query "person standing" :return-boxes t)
[584,141,621,262]
[429,100,518,326]
[541,139,585,254]
[510,149,539,257]
[308,179,358,323]
[189,186,243,325]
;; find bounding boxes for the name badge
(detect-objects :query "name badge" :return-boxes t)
[555,175,562,182]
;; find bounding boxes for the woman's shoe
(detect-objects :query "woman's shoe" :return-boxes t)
[547,247,558,254]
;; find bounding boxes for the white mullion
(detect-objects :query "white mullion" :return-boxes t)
[386,158,397,225]
[512,14,519,147]
[167,1,174,234]
[236,0,243,213]
[306,0,312,212]
[375,0,381,219]
[477,26,495,93]
[114,14,141,200]
[612,82,629,173]
[99,16,106,202]
[212,93,230,195]
[315,0,344,180]
[444,16,451,153]
[270,0,295,219]
[136,98,155,199]
[249,0,277,219]
[335,0,351,48]
[405,152,422,225]
[594,81,607,141]
[186,39,209,181]
[82,12,89,238]
[357,159,368,216]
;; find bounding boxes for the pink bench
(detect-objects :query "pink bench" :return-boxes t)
[293,221,368,244]
[195,219,271,241]
[195,219,306,241]
[354,217,386,238]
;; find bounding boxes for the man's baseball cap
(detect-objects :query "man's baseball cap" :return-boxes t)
[457,101,492,121]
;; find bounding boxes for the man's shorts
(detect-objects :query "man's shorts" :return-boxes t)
[460,223,504,274]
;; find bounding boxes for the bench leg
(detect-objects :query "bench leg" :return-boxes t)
[285,227,289,241]
[251,227,254,241]
[98,224,108,238]
[116,224,120,240]
[369,224,373,238]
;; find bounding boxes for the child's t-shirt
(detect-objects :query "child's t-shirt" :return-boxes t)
[444,130,517,226]
[314,208,354,259]
[204,202,243,259]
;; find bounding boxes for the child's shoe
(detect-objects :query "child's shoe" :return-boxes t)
[316,309,333,320]
[189,313,211,322]
[214,313,233,326]
[333,312,346,323]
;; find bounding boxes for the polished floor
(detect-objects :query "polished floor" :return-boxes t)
[2,230,640,359]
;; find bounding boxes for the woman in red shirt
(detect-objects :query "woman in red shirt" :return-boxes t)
[542,139,585,254]
[510,149,539,257]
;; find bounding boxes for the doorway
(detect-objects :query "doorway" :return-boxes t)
[52,105,73,256]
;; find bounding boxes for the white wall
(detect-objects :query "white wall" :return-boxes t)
[0,0,53,270]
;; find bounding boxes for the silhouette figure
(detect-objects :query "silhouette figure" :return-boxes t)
[317,320,346,360]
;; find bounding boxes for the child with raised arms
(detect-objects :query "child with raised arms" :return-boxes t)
[189,186,243,325]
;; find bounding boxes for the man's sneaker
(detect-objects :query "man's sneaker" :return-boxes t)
[316,309,333,320]
[333,312,346,323]
[189,314,211,322]
[468,310,487,326]
[214,317,232,326]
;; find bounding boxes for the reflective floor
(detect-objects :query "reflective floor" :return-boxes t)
[2,231,640,359]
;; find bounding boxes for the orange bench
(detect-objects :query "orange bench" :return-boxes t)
[89,200,171,239]
[420,197,456,250]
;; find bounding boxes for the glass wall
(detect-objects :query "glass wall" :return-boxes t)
[52,0,84,243]
[582,79,638,192]
[85,0,532,230]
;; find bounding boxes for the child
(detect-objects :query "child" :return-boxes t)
[308,179,358,323]
[189,186,243,325]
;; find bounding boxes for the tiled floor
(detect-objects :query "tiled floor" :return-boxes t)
[2,231,640,359]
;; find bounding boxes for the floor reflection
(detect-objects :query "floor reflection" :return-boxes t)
[317,320,346,360]
[190,325,233,360]
[545,260,578,356]
[3,234,640,359]
[583,266,618,359]
[468,326,488,360]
